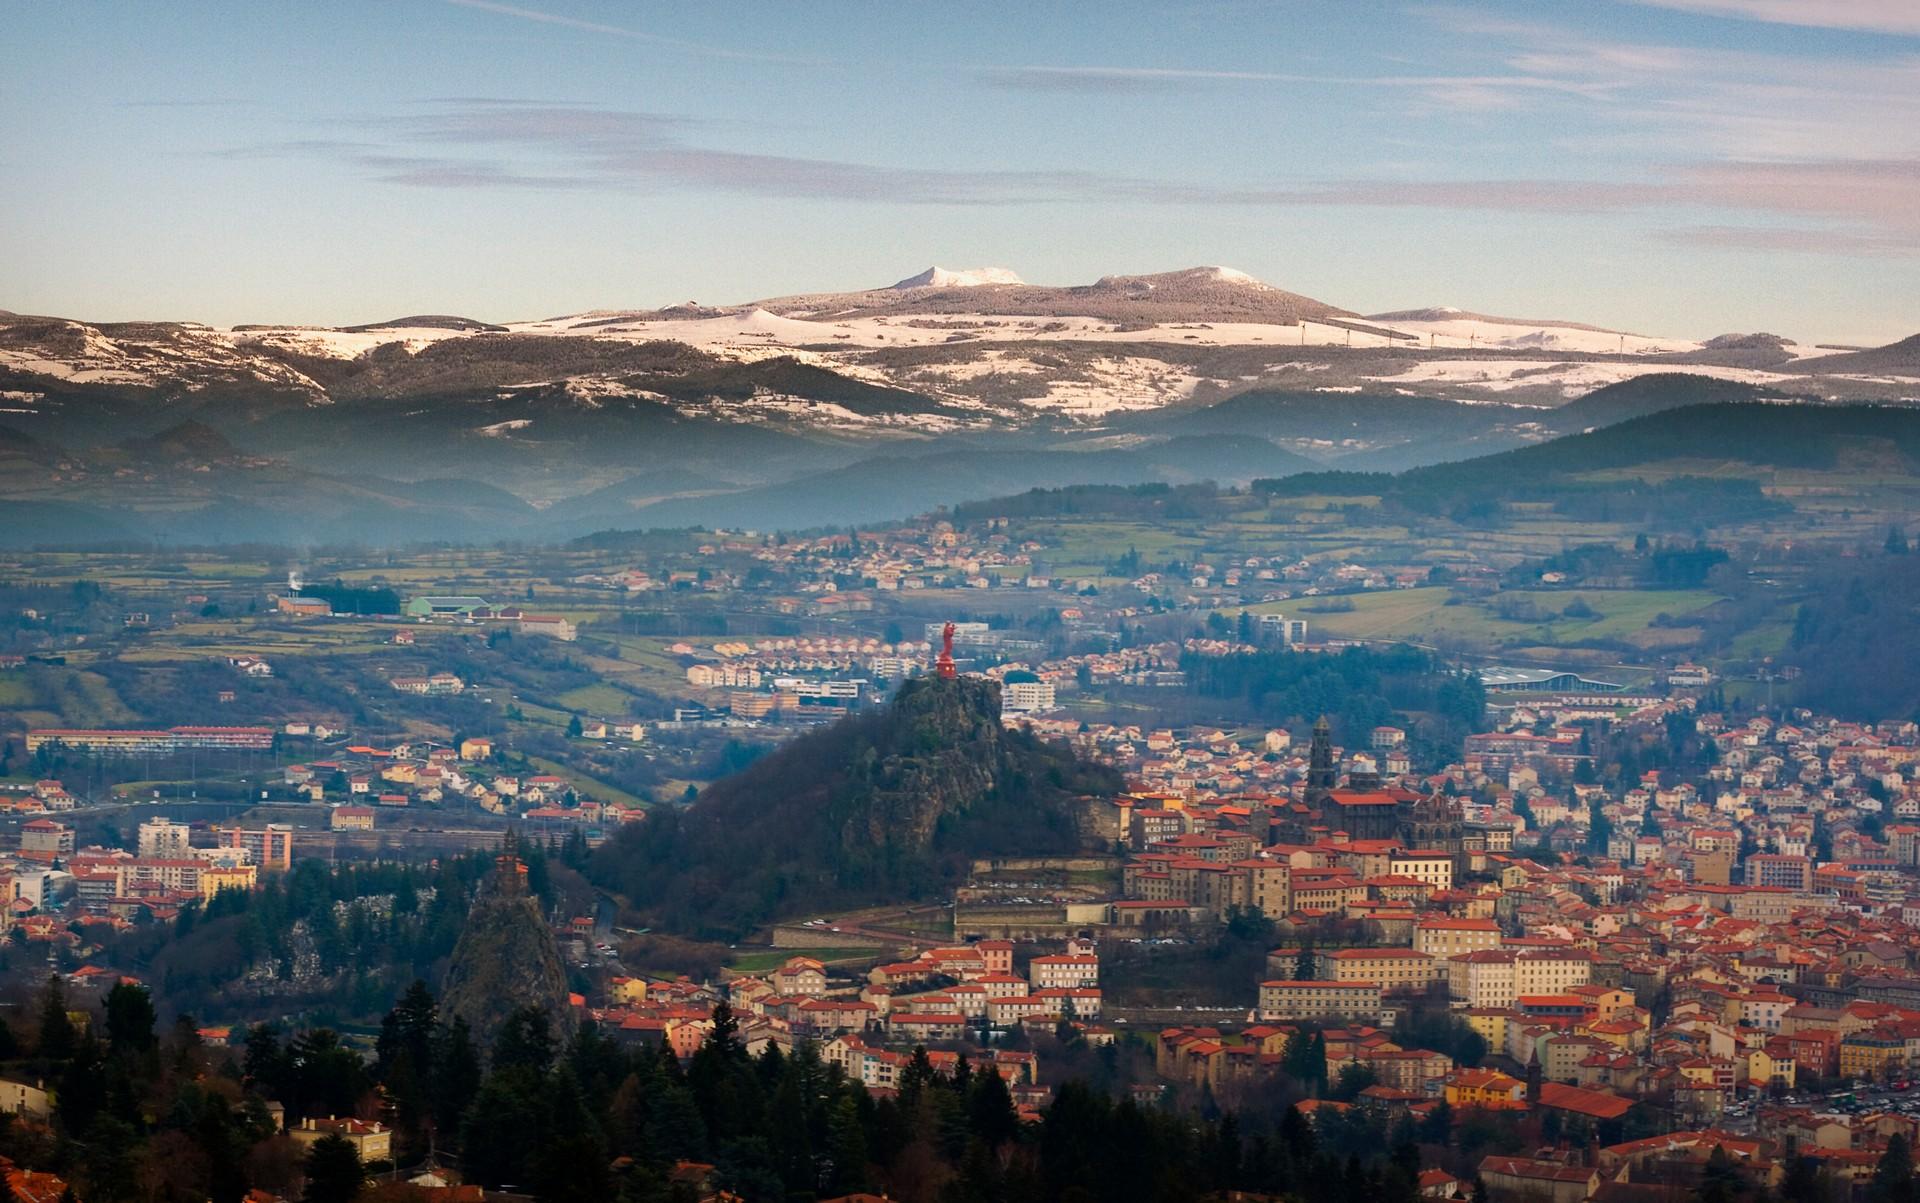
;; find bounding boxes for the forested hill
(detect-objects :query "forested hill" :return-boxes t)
[588,675,1121,939]
[1413,401,1920,480]
[1263,401,1920,497]
[1252,402,1920,528]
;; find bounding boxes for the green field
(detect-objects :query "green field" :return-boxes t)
[1243,585,1724,650]
[25,668,141,727]
[0,676,31,708]
[727,947,878,973]
[556,683,637,716]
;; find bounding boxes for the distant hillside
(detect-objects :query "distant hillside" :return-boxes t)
[0,424,554,547]
[1154,375,1779,462]
[119,419,242,462]
[1257,401,1920,531]
[1144,389,1541,470]
[589,675,1120,940]
[1366,307,1621,333]
[339,314,507,333]
[1780,555,1920,720]
[0,423,58,464]
[755,265,1370,327]
[1155,389,1524,442]
[1423,401,1920,480]
[616,439,1320,532]
[1541,374,1779,433]
[1793,334,1920,374]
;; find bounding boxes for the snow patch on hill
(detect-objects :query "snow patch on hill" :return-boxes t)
[1201,266,1264,286]
[889,266,1026,289]
[1366,316,1699,356]
[1372,359,1788,397]
[229,326,469,360]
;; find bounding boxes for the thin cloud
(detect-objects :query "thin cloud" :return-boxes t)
[241,104,1106,205]
[413,95,599,107]
[979,64,1621,104]
[232,102,1920,249]
[1659,224,1919,256]
[441,0,826,65]
[1626,0,1920,35]
[982,66,1303,90]
[116,98,251,108]
[1678,157,1920,234]
[1419,6,1920,159]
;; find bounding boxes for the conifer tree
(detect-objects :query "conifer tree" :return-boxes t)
[301,1133,362,1203]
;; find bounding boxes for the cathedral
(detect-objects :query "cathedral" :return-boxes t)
[1269,717,1467,864]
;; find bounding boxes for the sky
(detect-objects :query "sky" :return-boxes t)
[5,0,1919,342]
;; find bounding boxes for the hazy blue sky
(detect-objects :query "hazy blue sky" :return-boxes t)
[7,0,1918,341]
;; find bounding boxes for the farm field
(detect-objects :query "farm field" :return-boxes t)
[1245,585,1725,651]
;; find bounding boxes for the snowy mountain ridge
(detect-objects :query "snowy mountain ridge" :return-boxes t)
[3,265,1913,440]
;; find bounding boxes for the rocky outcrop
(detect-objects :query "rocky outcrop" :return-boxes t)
[589,674,1121,939]
[441,853,575,1053]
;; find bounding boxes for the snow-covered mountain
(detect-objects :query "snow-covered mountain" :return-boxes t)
[2,264,1917,545]
[3,267,1914,449]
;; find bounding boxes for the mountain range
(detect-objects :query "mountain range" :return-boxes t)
[2,266,1916,544]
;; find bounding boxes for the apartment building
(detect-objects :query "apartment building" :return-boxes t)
[1414,916,1503,958]
[1257,980,1383,1022]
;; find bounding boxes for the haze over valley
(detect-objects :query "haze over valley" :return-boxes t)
[4,264,1916,543]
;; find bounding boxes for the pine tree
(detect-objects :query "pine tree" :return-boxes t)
[1780,1156,1822,1203]
[1281,1028,1317,1085]
[825,1095,871,1195]
[378,980,439,1077]
[970,1065,1019,1149]
[36,975,73,1061]
[431,1016,482,1146]
[899,1045,938,1103]
[535,1065,611,1203]
[1871,1135,1916,1203]
[301,1132,363,1203]
[105,981,158,1058]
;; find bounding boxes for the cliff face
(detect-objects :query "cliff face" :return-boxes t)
[845,675,1007,851]
[441,859,575,1052]
[590,675,1122,939]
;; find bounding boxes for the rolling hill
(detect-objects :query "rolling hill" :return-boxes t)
[1253,401,1920,532]
[1792,333,1920,375]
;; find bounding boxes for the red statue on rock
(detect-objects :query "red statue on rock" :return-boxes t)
[936,621,957,680]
